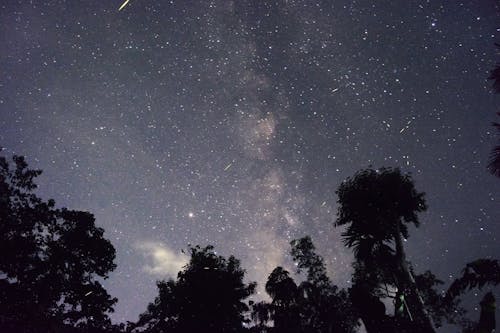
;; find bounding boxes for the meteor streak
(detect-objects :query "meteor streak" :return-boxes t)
[118,0,131,11]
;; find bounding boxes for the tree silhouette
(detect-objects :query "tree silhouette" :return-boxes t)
[415,259,500,333]
[253,236,357,333]
[290,236,357,333]
[487,113,500,177]
[441,259,498,333]
[0,154,117,331]
[461,292,497,333]
[445,259,499,307]
[413,270,466,328]
[264,267,301,333]
[489,45,500,94]
[290,236,331,288]
[131,245,256,333]
[487,44,500,177]
[477,292,496,333]
[249,301,272,333]
[335,167,435,333]
[129,279,177,333]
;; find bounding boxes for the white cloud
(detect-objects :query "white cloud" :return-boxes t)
[135,241,188,277]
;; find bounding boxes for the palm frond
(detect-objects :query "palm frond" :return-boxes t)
[487,144,500,177]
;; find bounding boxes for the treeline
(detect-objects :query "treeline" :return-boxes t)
[0,153,498,333]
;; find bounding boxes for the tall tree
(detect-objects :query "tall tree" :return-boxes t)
[335,167,435,333]
[0,154,117,331]
[265,267,301,333]
[290,236,358,333]
[131,245,256,333]
[253,237,357,333]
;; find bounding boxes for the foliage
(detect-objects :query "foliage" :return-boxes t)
[0,154,117,331]
[333,167,500,332]
[487,43,500,177]
[335,167,437,333]
[249,301,272,333]
[290,236,358,333]
[445,259,500,303]
[131,245,256,333]
[264,267,301,333]
[487,113,500,177]
[488,44,500,94]
[335,168,426,255]
[253,236,358,333]
[265,266,299,306]
[290,236,330,288]
[2,154,497,333]
[414,270,466,328]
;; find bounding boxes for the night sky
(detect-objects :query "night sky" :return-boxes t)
[0,0,499,331]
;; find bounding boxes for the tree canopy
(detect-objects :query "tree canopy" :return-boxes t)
[131,245,256,333]
[335,167,435,333]
[251,236,358,333]
[1,153,497,333]
[0,154,117,331]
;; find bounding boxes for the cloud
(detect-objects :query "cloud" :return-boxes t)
[135,241,189,277]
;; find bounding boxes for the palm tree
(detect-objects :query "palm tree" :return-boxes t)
[487,113,500,177]
[445,259,500,303]
[488,44,500,94]
[335,167,435,333]
[487,44,500,177]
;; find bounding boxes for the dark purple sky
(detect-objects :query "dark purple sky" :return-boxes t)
[0,1,498,331]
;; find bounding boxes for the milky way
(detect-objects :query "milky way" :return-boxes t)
[0,1,499,331]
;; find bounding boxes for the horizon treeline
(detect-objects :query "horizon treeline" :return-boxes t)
[0,152,498,333]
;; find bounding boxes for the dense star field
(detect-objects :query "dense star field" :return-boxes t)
[0,0,498,330]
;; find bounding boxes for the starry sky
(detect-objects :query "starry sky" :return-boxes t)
[0,0,499,331]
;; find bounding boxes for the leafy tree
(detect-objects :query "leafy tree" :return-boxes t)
[335,167,435,333]
[129,279,178,333]
[290,236,330,288]
[249,301,272,333]
[414,270,466,328]
[441,259,500,333]
[131,245,256,333]
[290,236,357,333]
[265,267,301,333]
[443,257,499,330]
[254,236,357,333]
[445,259,500,303]
[0,153,117,331]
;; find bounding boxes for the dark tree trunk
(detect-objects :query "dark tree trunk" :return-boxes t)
[394,222,436,333]
[476,292,496,333]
